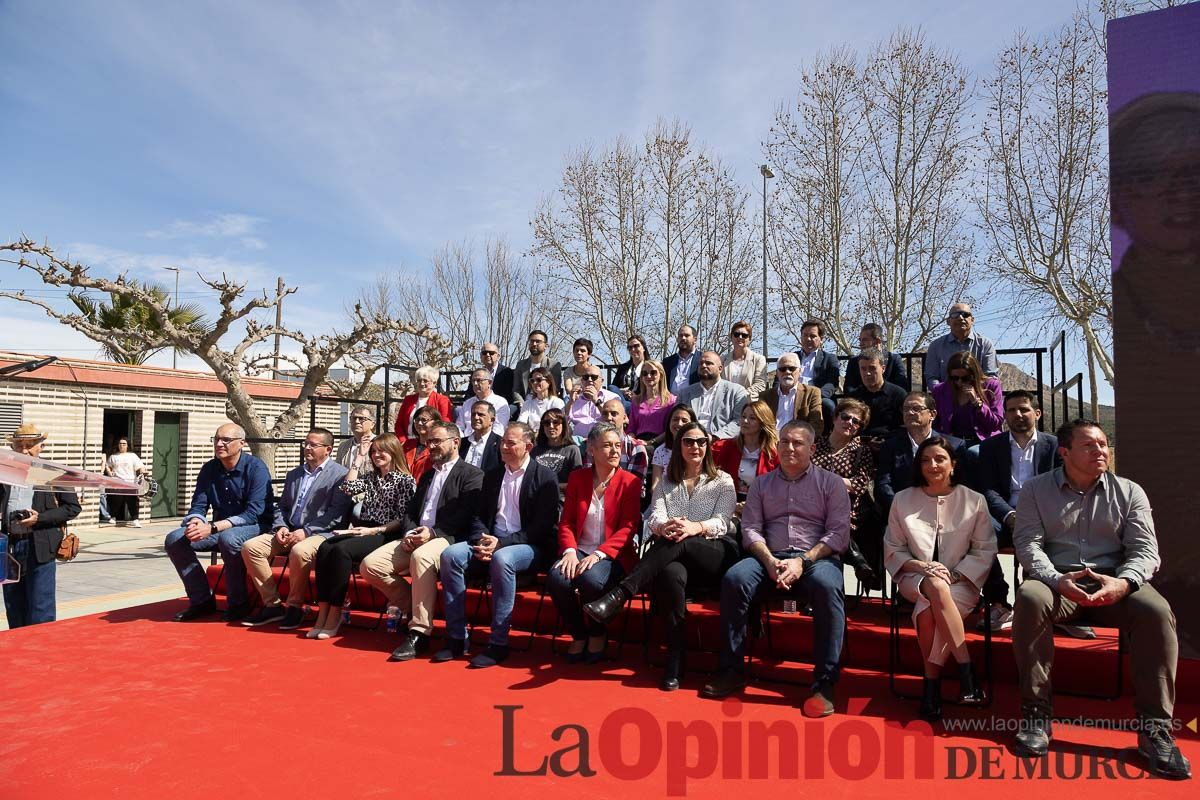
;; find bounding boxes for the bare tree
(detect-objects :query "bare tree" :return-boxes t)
[978,9,1114,412]
[857,29,977,351]
[532,120,757,362]
[1,238,447,465]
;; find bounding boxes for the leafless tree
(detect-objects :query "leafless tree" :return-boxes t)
[532,119,757,362]
[978,9,1114,414]
[1,238,447,465]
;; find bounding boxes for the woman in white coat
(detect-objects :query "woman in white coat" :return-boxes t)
[884,435,996,721]
[720,321,768,401]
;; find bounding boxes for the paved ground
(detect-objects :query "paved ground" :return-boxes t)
[1,517,185,629]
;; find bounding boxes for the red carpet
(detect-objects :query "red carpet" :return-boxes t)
[1,597,1197,799]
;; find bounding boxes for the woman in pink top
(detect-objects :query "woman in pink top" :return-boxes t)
[931,352,1003,445]
[628,360,676,441]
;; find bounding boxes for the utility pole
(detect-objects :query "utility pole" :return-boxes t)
[163,266,181,369]
[759,164,774,358]
[272,276,284,380]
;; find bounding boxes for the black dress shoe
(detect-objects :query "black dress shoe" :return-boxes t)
[956,662,986,705]
[432,638,468,663]
[1138,719,1192,780]
[173,598,217,622]
[919,677,942,722]
[700,670,747,699]
[583,585,631,625]
[278,606,305,630]
[469,644,510,669]
[1013,703,1053,757]
[389,631,430,662]
[222,601,253,622]
[660,630,685,692]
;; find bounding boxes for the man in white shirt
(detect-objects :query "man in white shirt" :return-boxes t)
[566,365,619,438]
[874,391,966,517]
[458,369,510,437]
[435,422,561,667]
[459,401,501,472]
[358,421,483,662]
[763,352,823,432]
[674,352,748,439]
[663,325,700,396]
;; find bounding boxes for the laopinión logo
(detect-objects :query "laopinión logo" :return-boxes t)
[495,700,1170,794]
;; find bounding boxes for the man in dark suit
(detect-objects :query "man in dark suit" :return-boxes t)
[844,323,911,394]
[847,347,908,442]
[241,427,352,628]
[512,329,563,400]
[875,391,965,517]
[971,390,1060,629]
[794,319,842,432]
[359,420,483,661]
[459,401,502,472]
[461,342,516,404]
[1,424,83,628]
[435,421,561,667]
[662,324,701,396]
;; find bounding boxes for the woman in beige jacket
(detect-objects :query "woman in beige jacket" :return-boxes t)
[884,435,996,721]
[720,321,768,401]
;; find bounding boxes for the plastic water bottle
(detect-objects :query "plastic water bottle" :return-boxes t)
[341,596,352,625]
[0,534,8,583]
[385,605,401,633]
[782,598,798,614]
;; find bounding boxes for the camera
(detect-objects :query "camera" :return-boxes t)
[9,509,32,525]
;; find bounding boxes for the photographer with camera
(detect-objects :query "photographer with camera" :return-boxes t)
[1,424,82,628]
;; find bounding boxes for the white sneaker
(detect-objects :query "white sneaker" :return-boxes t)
[130,520,142,528]
[977,605,1014,631]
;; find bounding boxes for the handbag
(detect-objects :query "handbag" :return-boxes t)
[47,491,80,562]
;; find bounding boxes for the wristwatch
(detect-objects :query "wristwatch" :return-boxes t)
[798,553,814,572]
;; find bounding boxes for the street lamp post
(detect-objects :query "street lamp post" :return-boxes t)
[759,164,774,358]
[163,266,181,368]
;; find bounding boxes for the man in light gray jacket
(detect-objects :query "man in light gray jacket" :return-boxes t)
[675,351,749,439]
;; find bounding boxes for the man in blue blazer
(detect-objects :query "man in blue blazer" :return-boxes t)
[241,427,352,628]
[435,421,561,668]
[662,324,701,395]
[459,401,502,472]
[875,391,966,518]
[794,320,842,432]
[971,390,1060,627]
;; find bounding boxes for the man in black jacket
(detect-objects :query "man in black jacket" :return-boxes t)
[1,424,82,627]
[971,390,1060,628]
[435,421,561,667]
[875,392,965,518]
[358,421,483,661]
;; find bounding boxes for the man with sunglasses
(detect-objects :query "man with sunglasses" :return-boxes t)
[763,352,823,432]
[922,303,999,390]
[565,365,619,438]
[461,342,516,404]
[336,404,377,470]
[165,422,275,622]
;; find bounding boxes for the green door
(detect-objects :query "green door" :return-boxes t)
[151,413,181,518]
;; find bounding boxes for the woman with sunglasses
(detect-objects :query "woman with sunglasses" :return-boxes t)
[650,404,698,496]
[517,367,565,433]
[931,352,1004,445]
[711,400,779,515]
[532,408,582,492]
[629,360,676,441]
[548,423,642,664]
[720,321,769,401]
[403,407,443,482]
[584,422,737,690]
[309,433,416,639]
[813,398,880,588]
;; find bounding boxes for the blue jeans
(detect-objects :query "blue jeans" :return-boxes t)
[718,553,845,685]
[440,540,541,646]
[164,523,262,607]
[546,556,624,640]
[2,538,56,628]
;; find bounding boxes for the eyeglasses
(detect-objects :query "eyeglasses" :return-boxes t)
[680,437,708,448]
[471,377,491,384]
[481,350,499,356]
[948,311,973,320]
[212,436,242,445]
[838,413,863,426]
[531,376,547,383]
[424,437,454,447]
[777,366,798,373]
[301,441,330,449]
[580,374,601,382]
[544,419,563,427]
[732,332,750,339]
[903,405,931,414]
[948,373,972,383]
[350,416,372,422]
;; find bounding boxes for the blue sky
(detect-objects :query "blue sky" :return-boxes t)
[0,0,1093,390]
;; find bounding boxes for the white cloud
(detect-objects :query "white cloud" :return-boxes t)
[144,213,266,250]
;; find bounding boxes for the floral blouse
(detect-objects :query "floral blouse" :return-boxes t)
[343,471,417,526]
[813,435,877,533]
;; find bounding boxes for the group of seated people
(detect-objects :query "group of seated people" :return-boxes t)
[161,306,1190,781]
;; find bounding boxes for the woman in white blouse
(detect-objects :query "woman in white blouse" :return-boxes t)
[884,435,997,721]
[583,422,738,691]
[720,320,768,401]
[517,366,565,432]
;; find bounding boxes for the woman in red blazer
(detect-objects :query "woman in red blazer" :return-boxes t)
[711,400,780,508]
[548,421,642,663]
[393,366,453,444]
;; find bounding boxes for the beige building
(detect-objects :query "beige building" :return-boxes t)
[0,351,342,523]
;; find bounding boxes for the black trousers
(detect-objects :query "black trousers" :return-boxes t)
[314,532,385,606]
[621,535,738,629]
[110,493,139,521]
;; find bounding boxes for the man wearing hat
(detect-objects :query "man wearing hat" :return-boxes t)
[0,424,82,628]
